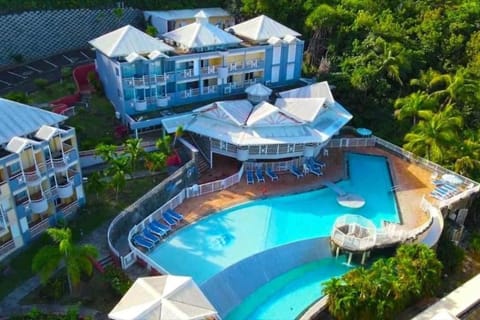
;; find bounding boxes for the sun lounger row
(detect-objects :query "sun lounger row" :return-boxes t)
[430,183,459,200]
[290,165,304,179]
[131,209,185,251]
[246,168,279,184]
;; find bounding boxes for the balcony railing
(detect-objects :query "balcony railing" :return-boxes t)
[180,88,200,98]
[123,75,168,87]
[30,195,48,214]
[23,166,42,185]
[244,59,264,70]
[227,62,244,72]
[59,200,79,219]
[176,69,197,81]
[200,65,219,75]
[30,219,50,239]
[0,240,15,259]
[201,85,218,95]
[57,181,74,198]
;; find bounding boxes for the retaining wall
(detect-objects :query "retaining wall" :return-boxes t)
[201,237,332,318]
[0,8,143,66]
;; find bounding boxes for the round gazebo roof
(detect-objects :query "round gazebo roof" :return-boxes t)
[331,214,377,252]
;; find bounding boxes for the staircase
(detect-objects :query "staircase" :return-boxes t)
[183,134,211,173]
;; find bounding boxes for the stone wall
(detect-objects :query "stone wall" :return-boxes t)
[0,8,143,66]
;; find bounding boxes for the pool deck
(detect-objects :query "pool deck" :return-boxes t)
[176,147,436,230]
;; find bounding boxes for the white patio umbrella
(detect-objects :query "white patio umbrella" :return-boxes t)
[108,275,218,320]
[442,173,463,185]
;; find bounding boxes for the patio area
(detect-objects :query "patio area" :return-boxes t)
[175,146,436,231]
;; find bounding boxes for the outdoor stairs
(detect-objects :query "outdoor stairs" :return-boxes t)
[184,134,211,173]
[97,255,114,270]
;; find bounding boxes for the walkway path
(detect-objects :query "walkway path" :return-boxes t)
[323,180,346,196]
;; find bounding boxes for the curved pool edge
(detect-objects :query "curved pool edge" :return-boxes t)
[200,236,333,318]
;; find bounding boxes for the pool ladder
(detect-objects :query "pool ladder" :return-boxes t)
[390,185,401,192]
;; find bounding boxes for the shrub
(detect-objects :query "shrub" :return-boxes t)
[34,78,49,91]
[104,265,133,296]
[3,91,29,103]
[470,232,480,255]
[437,231,465,274]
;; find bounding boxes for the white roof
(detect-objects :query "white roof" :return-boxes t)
[162,82,352,146]
[6,137,41,153]
[245,83,272,96]
[0,98,67,145]
[35,125,67,141]
[89,25,174,58]
[279,81,335,104]
[145,8,230,21]
[227,15,301,42]
[109,275,217,320]
[163,20,242,49]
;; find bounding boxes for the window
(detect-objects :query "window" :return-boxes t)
[244,72,254,80]
[227,75,233,83]
[8,162,21,177]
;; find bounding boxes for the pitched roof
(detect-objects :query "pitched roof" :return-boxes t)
[276,98,327,123]
[144,8,230,21]
[163,20,242,49]
[89,25,174,58]
[245,83,272,96]
[0,98,67,145]
[227,15,301,42]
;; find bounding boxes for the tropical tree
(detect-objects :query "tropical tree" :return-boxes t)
[173,126,184,147]
[95,143,117,163]
[156,134,172,155]
[85,171,106,200]
[107,155,131,200]
[32,228,98,294]
[145,151,166,173]
[123,138,144,172]
[403,104,463,162]
[394,91,436,126]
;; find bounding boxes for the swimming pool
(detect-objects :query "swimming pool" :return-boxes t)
[146,153,399,315]
[225,257,353,320]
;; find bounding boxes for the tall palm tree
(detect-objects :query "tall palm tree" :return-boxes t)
[107,155,131,200]
[156,135,172,155]
[403,104,463,162]
[429,68,478,107]
[123,138,144,172]
[394,91,437,126]
[453,132,480,178]
[85,171,106,201]
[32,228,98,294]
[144,152,166,173]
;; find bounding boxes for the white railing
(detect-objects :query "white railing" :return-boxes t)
[0,240,15,259]
[62,201,79,218]
[125,165,245,271]
[30,219,50,239]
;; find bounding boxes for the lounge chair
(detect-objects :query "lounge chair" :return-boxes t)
[289,165,304,179]
[246,170,255,184]
[310,158,326,169]
[148,223,167,238]
[307,163,323,176]
[162,212,178,226]
[143,228,161,244]
[132,234,154,251]
[266,168,279,181]
[151,220,171,232]
[166,209,184,222]
[255,168,265,183]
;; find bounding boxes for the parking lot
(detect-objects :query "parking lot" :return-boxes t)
[0,48,95,95]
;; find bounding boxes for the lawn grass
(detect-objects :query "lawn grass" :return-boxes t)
[28,80,76,105]
[64,94,124,150]
[0,174,162,301]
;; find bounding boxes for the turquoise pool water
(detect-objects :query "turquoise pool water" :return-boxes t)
[148,153,399,284]
[225,257,353,320]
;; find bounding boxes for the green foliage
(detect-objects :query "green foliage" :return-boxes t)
[470,232,480,255]
[34,78,49,91]
[145,23,158,37]
[32,227,99,293]
[437,233,465,275]
[3,91,29,103]
[113,7,124,19]
[324,244,442,320]
[10,53,24,64]
[103,265,133,296]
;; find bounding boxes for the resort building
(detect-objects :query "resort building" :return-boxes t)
[144,7,234,35]
[161,81,352,166]
[0,99,85,261]
[89,13,304,132]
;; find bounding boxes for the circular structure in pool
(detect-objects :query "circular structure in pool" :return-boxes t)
[337,193,365,208]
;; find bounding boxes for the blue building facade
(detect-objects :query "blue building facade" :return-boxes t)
[91,14,304,131]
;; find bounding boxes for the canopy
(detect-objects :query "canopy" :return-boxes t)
[108,275,217,320]
[442,174,463,185]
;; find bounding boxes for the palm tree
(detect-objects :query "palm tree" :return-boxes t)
[156,135,172,155]
[95,143,117,163]
[107,155,131,200]
[85,171,106,201]
[123,138,144,172]
[428,68,478,107]
[453,132,480,178]
[145,152,166,173]
[403,104,463,162]
[173,126,184,147]
[394,91,437,126]
[32,227,98,294]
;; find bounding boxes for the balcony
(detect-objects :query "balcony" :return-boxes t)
[201,85,218,95]
[157,96,169,107]
[180,88,200,99]
[176,69,197,81]
[244,59,264,70]
[228,62,244,72]
[23,166,42,186]
[57,200,79,219]
[57,180,74,198]
[134,100,147,111]
[30,194,48,214]
[200,65,219,76]
[123,75,168,88]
